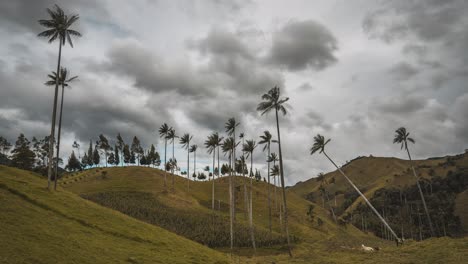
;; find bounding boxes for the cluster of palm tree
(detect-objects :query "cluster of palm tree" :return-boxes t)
[147,87,291,255]
[38,4,81,190]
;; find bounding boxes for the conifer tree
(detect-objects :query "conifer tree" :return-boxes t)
[66,151,81,171]
[93,147,100,167]
[113,144,120,166]
[11,134,36,170]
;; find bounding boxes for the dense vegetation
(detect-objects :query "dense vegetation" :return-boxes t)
[349,167,468,240]
[81,191,289,248]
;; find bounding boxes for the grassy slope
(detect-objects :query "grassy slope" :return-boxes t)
[0,165,229,264]
[290,154,468,221]
[61,166,371,243]
[61,165,468,263]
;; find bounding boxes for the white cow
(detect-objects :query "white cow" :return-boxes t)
[361,244,375,252]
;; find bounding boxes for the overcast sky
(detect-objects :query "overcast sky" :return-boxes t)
[1,0,467,185]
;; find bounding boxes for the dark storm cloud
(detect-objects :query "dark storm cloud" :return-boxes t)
[84,40,208,97]
[0,0,108,33]
[363,0,468,43]
[267,20,338,71]
[375,95,427,116]
[296,111,331,131]
[193,28,253,60]
[389,62,420,81]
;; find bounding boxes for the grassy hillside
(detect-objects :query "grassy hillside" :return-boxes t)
[60,166,381,251]
[59,165,468,263]
[0,165,229,264]
[291,153,468,232]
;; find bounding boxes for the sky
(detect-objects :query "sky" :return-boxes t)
[0,0,467,185]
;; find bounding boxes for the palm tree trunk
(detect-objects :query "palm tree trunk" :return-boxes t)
[217,145,220,180]
[54,85,65,190]
[194,150,196,181]
[233,130,237,223]
[212,150,215,210]
[406,148,435,237]
[322,150,401,242]
[267,144,272,235]
[47,41,62,190]
[164,139,167,188]
[249,153,256,252]
[187,146,190,191]
[243,141,248,220]
[172,140,175,190]
[229,153,234,251]
[275,108,292,256]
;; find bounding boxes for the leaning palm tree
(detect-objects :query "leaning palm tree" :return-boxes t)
[393,127,434,237]
[180,133,192,191]
[45,67,78,190]
[189,144,198,181]
[205,133,217,211]
[256,86,292,256]
[38,4,81,189]
[158,123,171,188]
[221,137,236,251]
[167,128,178,190]
[243,139,258,252]
[311,134,402,243]
[259,130,273,234]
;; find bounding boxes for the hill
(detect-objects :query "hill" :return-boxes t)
[290,152,468,238]
[0,165,229,264]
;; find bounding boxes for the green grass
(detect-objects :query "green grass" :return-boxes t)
[2,164,466,263]
[0,165,229,264]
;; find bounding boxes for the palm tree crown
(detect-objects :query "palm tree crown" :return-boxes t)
[179,133,192,149]
[243,140,257,158]
[267,153,279,163]
[258,130,273,152]
[158,123,171,139]
[167,128,177,143]
[45,67,78,87]
[310,134,331,155]
[393,127,415,150]
[225,118,239,136]
[189,144,198,153]
[221,137,236,155]
[256,86,289,116]
[38,4,82,47]
[205,133,217,154]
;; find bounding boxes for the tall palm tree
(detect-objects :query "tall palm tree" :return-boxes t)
[221,137,236,251]
[189,145,198,181]
[205,133,217,211]
[158,123,171,188]
[311,134,402,244]
[243,139,258,252]
[259,130,273,234]
[225,118,240,223]
[180,133,192,191]
[256,86,292,256]
[45,67,78,190]
[213,133,223,181]
[393,127,434,237]
[239,132,249,220]
[167,128,178,190]
[38,4,81,189]
[267,153,279,211]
